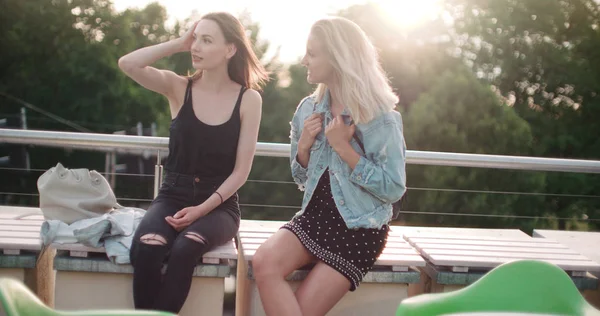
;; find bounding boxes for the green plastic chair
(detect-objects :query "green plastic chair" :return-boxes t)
[0,278,175,316]
[396,260,600,316]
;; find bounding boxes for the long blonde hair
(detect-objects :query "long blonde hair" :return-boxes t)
[310,17,398,123]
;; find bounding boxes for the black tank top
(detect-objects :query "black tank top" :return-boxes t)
[165,78,246,177]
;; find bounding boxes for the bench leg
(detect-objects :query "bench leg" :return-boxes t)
[584,288,600,309]
[24,248,56,307]
[235,236,251,316]
[408,267,429,297]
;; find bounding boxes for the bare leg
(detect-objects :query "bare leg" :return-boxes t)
[295,261,351,316]
[253,229,314,316]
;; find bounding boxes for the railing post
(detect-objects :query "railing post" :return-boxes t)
[153,150,163,198]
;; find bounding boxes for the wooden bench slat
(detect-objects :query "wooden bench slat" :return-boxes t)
[0,231,40,239]
[240,242,419,256]
[427,254,600,272]
[408,243,581,255]
[0,214,44,220]
[391,227,529,238]
[533,230,600,263]
[0,237,41,250]
[239,236,413,249]
[0,219,44,226]
[406,237,567,249]
[403,233,557,244]
[52,239,237,260]
[0,206,238,264]
[238,231,407,243]
[0,225,42,232]
[376,254,426,267]
[421,248,592,261]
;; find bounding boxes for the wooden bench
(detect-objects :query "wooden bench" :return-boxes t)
[403,227,600,294]
[52,240,236,316]
[0,205,237,316]
[0,206,54,307]
[235,219,426,316]
[533,229,600,308]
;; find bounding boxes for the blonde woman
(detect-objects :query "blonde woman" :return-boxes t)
[253,16,407,316]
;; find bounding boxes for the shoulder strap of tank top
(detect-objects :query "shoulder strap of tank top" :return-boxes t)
[183,78,193,104]
[233,86,247,117]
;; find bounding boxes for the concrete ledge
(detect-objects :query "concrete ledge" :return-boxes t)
[53,253,231,278]
[0,254,37,269]
[424,263,598,291]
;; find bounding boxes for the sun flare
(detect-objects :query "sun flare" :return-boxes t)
[374,0,442,28]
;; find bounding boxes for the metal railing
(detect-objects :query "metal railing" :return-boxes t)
[2,129,600,173]
[3,128,600,198]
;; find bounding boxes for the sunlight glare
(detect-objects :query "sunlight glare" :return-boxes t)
[374,0,442,28]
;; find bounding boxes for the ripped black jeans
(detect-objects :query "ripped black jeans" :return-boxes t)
[129,171,240,313]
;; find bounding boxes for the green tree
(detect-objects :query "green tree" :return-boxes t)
[0,0,176,205]
[404,67,547,231]
[446,0,600,229]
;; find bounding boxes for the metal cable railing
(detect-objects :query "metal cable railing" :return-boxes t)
[2,128,600,223]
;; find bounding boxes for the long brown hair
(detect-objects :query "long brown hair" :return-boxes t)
[190,12,269,91]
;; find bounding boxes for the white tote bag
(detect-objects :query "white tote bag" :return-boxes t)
[37,163,119,224]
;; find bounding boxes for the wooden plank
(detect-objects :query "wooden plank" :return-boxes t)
[239,231,406,242]
[0,213,44,220]
[533,229,600,265]
[0,225,42,232]
[201,258,220,264]
[392,266,409,272]
[239,220,286,232]
[239,236,413,250]
[0,219,44,227]
[402,232,557,244]
[202,240,238,260]
[0,231,41,239]
[240,220,408,236]
[392,226,529,238]
[238,231,407,244]
[238,242,419,256]
[452,266,468,273]
[52,238,238,260]
[406,243,581,255]
[0,206,42,216]
[406,237,567,249]
[426,254,600,272]
[69,251,88,258]
[240,225,408,240]
[420,249,592,261]
[0,237,41,250]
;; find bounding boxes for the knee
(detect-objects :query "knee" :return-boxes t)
[130,233,169,266]
[169,232,209,263]
[252,244,284,281]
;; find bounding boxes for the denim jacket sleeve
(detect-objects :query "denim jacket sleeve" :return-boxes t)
[289,97,312,190]
[349,111,407,203]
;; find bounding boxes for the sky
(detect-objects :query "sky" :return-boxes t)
[112,0,441,63]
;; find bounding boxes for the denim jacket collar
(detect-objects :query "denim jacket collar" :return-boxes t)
[313,89,352,118]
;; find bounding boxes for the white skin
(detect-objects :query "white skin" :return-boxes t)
[253,33,362,316]
[118,19,262,238]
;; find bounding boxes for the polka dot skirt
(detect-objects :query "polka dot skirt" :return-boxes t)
[282,169,389,291]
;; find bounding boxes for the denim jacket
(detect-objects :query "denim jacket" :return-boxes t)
[290,90,407,229]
